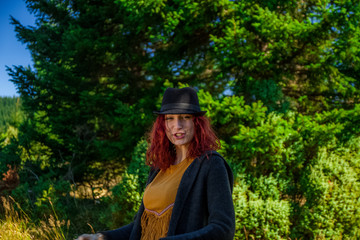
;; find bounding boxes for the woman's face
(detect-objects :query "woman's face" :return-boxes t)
[164,114,195,148]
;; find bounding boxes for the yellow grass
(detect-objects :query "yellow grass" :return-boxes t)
[0,196,70,240]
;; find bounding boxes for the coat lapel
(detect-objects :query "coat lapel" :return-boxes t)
[166,156,203,236]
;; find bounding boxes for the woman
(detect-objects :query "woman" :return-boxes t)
[77,87,235,240]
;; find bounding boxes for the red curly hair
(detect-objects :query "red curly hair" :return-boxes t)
[146,114,220,170]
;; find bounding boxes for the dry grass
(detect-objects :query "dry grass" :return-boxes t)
[0,196,70,240]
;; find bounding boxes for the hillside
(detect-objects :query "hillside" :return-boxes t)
[0,97,21,133]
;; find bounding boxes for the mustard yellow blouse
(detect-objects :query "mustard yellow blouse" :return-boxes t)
[141,158,194,240]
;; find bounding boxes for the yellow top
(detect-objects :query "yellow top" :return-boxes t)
[141,158,194,240]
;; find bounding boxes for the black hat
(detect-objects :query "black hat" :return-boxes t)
[154,87,206,115]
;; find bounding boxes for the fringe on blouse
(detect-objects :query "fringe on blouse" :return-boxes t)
[140,206,173,240]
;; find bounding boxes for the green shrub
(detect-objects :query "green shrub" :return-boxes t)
[100,139,150,229]
[294,145,360,239]
[199,92,360,239]
[11,176,71,221]
[233,178,291,240]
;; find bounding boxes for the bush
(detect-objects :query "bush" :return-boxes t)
[233,178,291,240]
[10,176,71,221]
[199,92,360,239]
[294,144,360,239]
[100,139,150,229]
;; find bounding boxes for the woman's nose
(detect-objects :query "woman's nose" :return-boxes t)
[174,119,183,129]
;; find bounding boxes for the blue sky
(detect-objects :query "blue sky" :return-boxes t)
[0,0,35,97]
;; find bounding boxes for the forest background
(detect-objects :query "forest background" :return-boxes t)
[0,0,360,239]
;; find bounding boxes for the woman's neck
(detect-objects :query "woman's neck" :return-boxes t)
[174,145,189,165]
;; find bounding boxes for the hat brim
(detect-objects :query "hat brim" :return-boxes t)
[153,109,207,116]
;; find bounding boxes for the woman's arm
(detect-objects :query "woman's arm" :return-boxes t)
[100,222,134,240]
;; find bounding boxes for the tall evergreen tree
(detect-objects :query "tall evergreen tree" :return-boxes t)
[7,0,360,180]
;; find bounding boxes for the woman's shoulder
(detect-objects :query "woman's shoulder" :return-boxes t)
[198,151,231,169]
[198,151,234,189]
[200,150,225,162]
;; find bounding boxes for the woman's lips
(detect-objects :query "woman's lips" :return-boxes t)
[174,133,185,139]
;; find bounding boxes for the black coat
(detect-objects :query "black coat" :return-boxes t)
[102,151,235,240]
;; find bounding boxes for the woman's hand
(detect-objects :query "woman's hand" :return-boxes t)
[75,233,105,240]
